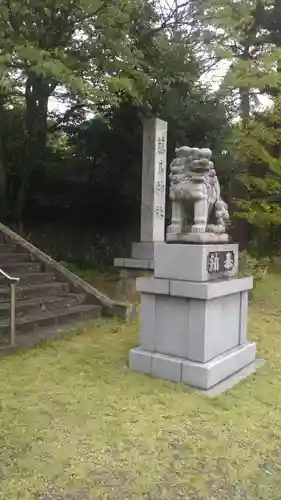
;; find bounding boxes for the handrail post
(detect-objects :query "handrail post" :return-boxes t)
[0,269,19,347]
[10,282,16,346]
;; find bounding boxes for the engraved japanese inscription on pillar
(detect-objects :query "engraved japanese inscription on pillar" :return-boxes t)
[141,118,167,243]
[154,134,166,233]
[152,122,167,241]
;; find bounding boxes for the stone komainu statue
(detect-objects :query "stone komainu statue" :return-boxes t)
[167,146,229,241]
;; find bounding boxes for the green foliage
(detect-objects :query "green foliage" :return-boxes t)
[198,0,281,249]
[33,91,230,227]
[3,0,281,258]
[0,0,156,104]
[2,0,198,219]
[24,221,134,270]
[239,250,269,300]
[232,102,281,229]
[239,250,269,280]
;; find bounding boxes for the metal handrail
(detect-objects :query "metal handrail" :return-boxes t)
[0,269,20,346]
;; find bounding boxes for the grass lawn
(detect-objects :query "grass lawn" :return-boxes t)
[1,274,281,500]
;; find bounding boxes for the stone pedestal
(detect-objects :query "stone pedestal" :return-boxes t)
[129,243,258,394]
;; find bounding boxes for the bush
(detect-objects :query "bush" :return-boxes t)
[239,251,269,299]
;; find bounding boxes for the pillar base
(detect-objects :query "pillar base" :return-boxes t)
[115,268,153,300]
[114,242,156,271]
[114,257,154,270]
[129,345,261,395]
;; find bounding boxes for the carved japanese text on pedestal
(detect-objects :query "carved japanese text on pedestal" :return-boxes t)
[166,146,230,243]
[207,251,235,274]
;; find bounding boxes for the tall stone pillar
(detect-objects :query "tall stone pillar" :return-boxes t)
[114,118,167,297]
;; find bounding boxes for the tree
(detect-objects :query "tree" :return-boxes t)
[0,0,235,243]
[192,0,281,251]
[0,0,168,220]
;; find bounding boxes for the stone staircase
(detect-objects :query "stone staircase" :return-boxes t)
[0,223,130,348]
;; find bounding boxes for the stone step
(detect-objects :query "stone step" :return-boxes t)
[0,262,42,275]
[0,304,101,338]
[0,243,22,253]
[0,252,31,263]
[0,282,71,302]
[0,317,99,352]
[0,293,86,318]
[0,272,56,286]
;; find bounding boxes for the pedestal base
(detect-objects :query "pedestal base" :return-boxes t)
[166,232,229,243]
[114,242,156,271]
[115,268,153,299]
[198,359,265,397]
[130,270,255,393]
[129,343,258,393]
[114,242,156,298]
[137,276,252,362]
[114,257,154,270]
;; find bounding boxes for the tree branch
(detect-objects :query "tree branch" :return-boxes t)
[48,103,85,132]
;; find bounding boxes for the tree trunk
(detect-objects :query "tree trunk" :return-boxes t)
[239,45,251,125]
[232,47,251,248]
[15,72,51,221]
[240,88,250,125]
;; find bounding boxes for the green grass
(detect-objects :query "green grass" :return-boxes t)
[1,274,281,499]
